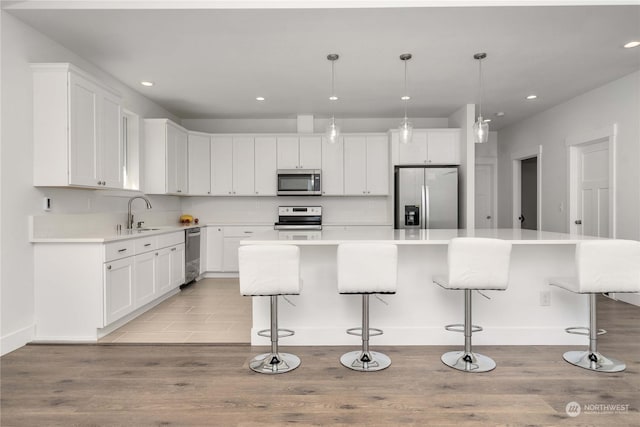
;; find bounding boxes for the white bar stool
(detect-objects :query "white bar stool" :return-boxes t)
[433,237,512,373]
[239,245,302,374]
[337,243,398,372]
[549,239,640,372]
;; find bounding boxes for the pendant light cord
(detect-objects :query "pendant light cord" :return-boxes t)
[478,57,483,119]
[403,59,408,119]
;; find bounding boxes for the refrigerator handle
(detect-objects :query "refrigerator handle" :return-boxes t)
[421,185,427,229]
[425,185,430,229]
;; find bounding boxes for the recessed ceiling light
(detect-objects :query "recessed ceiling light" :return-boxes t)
[496,112,505,117]
[329,95,338,101]
[623,41,640,49]
[256,96,265,101]
[140,81,154,87]
[526,94,538,100]
[401,95,411,101]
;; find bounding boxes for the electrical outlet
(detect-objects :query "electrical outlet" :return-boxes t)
[540,290,551,306]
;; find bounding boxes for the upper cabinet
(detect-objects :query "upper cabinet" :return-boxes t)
[145,119,188,195]
[33,63,124,189]
[321,136,344,195]
[343,134,389,196]
[395,129,460,165]
[276,136,321,169]
[187,132,211,195]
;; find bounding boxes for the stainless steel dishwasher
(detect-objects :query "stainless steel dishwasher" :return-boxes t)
[184,227,201,285]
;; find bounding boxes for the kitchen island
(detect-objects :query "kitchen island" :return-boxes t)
[241,228,600,346]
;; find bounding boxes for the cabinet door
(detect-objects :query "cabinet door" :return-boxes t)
[155,247,172,295]
[134,251,156,308]
[321,136,344,195]
[104,257,134,325]
[100,92,123,189]
[276,136,299,169]
[299,136,322,169]
[170,244,185,289]
[206,227,224,272]
[254,137,277,195]
[232,137,255,195]
[210,136,234,195]
[366,135,389,195]
[222,237,241,272]
[343,135,367,195]
[69,72,100,187]
[427,130,460,164]
[188,133,211,195]
[398,130,428,164]
[166,123,188,194]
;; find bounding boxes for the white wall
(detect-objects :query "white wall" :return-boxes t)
[497,70,640,240]
[448,104,475,229]
[0,12,179,355]
[182,117,449,134]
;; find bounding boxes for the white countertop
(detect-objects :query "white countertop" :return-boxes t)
[30,224,201,243]
[241,228,602,245]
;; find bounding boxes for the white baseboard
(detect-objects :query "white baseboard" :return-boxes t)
[202,272,239,279]
[1,324,35,356]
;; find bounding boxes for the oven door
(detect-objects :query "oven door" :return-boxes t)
[277,169,321,196]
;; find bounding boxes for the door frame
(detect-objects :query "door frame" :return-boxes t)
[566,124,617,237]
[475,157,498,228]
[512,145,542,230]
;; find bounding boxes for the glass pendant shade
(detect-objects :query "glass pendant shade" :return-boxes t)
[473,116,489,143]
[326,117,340,144]
[399,117,413,145]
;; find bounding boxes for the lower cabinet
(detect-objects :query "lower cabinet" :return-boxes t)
[206,225,270,272]
[104,257,135,325]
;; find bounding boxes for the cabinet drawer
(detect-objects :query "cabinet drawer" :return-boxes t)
[157,231,184,248]
[134,236,157,254]
[223,226,271,237]
[105,240,135,262]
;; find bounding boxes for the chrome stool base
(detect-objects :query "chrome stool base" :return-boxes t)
[441,350,496,373]
[563,350,626,373]
[340,350,391,372]
[249,352,301,374]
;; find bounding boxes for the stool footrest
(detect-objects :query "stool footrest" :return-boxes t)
[445,323,483,333]
[565,326,606,336]
[346,327,383,337]
[257,328,295,339]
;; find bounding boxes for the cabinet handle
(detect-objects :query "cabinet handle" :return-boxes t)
[107,265,112,270]
[144,243,151,247]
[208,191,211,194]
[117,248,127,253]
[244,231,253,234]
[155,252,159,256]
[171,247,177,251]
[177,190,182,193]
[228,192,232,195]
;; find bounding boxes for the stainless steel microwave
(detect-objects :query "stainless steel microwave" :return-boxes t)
[277,169,321,196]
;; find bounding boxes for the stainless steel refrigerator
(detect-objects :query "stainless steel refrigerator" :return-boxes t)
[394,166,459,229]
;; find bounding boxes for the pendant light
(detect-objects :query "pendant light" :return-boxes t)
[398,53,413,144]
[473,52,489,144]
[326,54,340,144]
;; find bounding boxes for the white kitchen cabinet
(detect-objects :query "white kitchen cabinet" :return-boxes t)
[206,227,224,271]
[170,244,186,289]
[145,119,188,194]
[321,136,344,195]
[254,137,277,195]
[104,256,134,325]
[33,63,123,189]
[210,136,234,195]
[232,137,255,195]
[188,132,212,195]
[397,129,460,165]
[154,247,172,295]
[343,134,389,196]
[134,251,156,308]
[277,136,321,169]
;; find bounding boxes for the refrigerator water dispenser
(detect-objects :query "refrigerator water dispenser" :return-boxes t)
[405,205,420,226]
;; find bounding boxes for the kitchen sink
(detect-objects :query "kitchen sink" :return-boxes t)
[136,228,160,232]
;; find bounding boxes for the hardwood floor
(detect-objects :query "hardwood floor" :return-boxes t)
[2,295,638,426]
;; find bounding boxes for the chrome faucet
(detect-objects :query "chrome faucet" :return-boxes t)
[127,196,152,229]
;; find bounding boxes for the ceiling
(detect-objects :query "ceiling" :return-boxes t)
[5,3,640,129]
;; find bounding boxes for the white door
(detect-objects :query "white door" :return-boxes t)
[69,73,100,186]
[134,251,156,308]
[474,164,495,228]
[104,257,134,324]
[210,136,233,195]
[365,135,389,195]
[254,136,277,195]
[232,137,255,195]
[343,135,367,195]
[321,136,344,195]
[100,92,123,189]
[398,130,428,164]
[155,247,172,295]
[170,244,185,289]
[298,136,322,169]
[576,141,610,237]
[187,133,211,195]
[276,136,299,169]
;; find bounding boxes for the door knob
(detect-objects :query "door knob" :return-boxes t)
[486,216,492,220]
[575,219,582,225]
[518,215,525,223]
